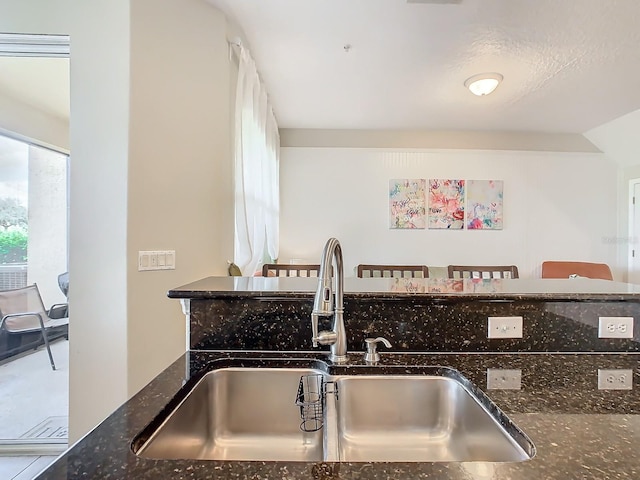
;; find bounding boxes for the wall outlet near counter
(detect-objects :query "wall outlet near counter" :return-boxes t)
[597,369,633,390]
[598,316,634,339]
[487,316,523,339]
[487,368,522,390]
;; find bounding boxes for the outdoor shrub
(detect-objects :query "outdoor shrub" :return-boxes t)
[0,230,28,263]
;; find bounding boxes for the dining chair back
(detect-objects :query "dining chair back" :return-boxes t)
[447,265,519,279]
[541,261,613,280]
[357,264,429,278]
[261,263,324,277]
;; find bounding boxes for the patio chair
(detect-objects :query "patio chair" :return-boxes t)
[58,271,69,297]
[0,284,69,370]
[48,271,69,319]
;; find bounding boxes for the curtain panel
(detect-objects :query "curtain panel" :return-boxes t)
[233,47,280,275]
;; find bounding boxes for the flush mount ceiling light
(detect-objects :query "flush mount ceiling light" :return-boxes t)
[464,73,503,96]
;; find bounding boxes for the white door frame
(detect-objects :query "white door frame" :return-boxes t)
[628,178,640,283]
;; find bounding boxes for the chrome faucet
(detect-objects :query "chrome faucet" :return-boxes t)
[311,238,347,363]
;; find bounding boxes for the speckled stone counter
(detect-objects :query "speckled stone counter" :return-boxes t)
[169,276,640,300]
[34,351,640,479]
[34,278,640,479]
[171,277,640,353]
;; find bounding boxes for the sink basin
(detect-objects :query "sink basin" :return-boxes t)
[133,367,325,461]
[133,365,535,463]
[333,373,535,462]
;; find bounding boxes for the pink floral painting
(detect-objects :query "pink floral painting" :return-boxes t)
[467,180,503,230]
[427,279,464,293]
[389,179,426,229]
[428,179,465,229]
[390,278,427,293]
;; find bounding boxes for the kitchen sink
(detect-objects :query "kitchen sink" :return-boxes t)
[333,374,535,462]
[133,367,325,461]
[133,365,535,463]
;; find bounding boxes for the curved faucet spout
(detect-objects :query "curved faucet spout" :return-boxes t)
[311,238,347,363]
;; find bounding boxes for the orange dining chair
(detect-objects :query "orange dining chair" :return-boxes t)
[541,261,613,280]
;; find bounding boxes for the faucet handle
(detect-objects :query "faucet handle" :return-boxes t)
[364,337,392,363]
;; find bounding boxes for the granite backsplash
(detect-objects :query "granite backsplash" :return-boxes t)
[187,296,640,353]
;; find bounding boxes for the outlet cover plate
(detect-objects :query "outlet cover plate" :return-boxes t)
[598,316,634,339]
[597,369,633,390]
[487,316,523,339]
[487,368,522,390]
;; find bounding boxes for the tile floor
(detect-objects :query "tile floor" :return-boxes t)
[0,339,69,479]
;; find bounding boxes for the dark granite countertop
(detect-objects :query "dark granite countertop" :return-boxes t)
[35,350,640,479]
[169,276,640,301]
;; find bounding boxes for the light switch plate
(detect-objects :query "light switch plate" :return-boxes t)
[138,250,176,271]
[487,316,523,339]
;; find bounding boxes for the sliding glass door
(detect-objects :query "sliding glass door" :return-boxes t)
[0,133,69,454]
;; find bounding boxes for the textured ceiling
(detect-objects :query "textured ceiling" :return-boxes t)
[209,0,640,133]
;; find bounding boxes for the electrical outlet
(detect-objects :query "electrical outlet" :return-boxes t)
[597,369,633,390]
[487,316,523,339]
[598,316,634,339]
[487,369,522,390]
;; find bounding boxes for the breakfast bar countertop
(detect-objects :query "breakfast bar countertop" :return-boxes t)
[35,350,640,479]
[168,276,640,301]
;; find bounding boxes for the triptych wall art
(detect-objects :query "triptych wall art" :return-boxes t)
[389,178,504,230]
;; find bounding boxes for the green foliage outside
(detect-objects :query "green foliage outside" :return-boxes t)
[0,230,28,263]
[0,198,27,230]
[0,197,28,263]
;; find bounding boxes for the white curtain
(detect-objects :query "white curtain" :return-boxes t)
[234,46,280,276]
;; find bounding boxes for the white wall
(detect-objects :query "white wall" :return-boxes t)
[281,129,601,153]
[65,0,131,441]
[27,146,68,305]
[0,84,69,152]
[1,0,235,442]
[127,0,233,396]
[0,0,121,444]
[584,110,640,168]
[280,148,621,279]
[585,108,640,282]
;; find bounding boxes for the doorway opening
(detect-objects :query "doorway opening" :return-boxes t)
[628,178,640,284]
[0,33,70,463]
[0,133,69,455]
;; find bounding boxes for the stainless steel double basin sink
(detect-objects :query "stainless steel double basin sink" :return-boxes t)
[132,364,535,463]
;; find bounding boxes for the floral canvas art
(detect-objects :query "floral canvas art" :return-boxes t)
[467,180,503,230]
[390,278,427,293]
[428,179,465,229]
[389,179,426,229]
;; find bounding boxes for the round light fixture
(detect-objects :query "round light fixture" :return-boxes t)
[464,72,503,96]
